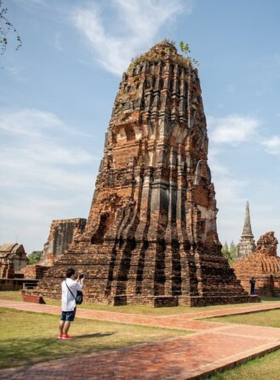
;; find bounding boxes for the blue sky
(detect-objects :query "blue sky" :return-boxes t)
[1,0,280,254]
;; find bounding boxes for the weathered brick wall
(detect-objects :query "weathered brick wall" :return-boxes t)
[34,41,254,306]
[41,218,87,265]
[21,265,50,279]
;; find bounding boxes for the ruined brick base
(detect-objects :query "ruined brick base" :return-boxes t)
[234,274,280,297]
[33,241,257,307]
[103,295,260,307]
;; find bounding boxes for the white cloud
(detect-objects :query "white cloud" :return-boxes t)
[262,135,280,156]
[0,194,92,252]
[208,148,227,175]
[54,32,63,51]
[208,114,261,145]
[0,108,89,138]
[0,107,98,251]
[72,0,191,75]
[214,177,248,204]
[208,115,280,246]
[0,108,97,190]
[0,108,62,137]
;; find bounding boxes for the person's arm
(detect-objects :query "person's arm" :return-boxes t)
[73,278,83,290]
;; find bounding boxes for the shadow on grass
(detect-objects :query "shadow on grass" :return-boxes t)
[74,332,115,339]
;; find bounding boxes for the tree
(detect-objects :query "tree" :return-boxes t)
[28,251,43,265]
[229,241,237,261]
[221,241,237,263]
[0,0,22,55]
[221,241,230,259]
[179,41,199,67]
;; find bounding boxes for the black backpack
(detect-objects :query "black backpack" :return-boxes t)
[65,280,83,305]
[75,291,83,305]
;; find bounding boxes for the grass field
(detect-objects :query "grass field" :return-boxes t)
[1,291,280,316]
[207,308,280,328]
[206,309,280,379]
[0,307,191,370]
[2,291,280,377]
[207,349,280,380]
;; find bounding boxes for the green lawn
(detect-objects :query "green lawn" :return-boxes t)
[0,307,191,370]
[2,292,280,377]
[206,309,280,379]
[1,291,280,316]
[207,309,280,328]
[207,349,280,380]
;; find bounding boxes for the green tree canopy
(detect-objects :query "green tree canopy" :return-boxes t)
[221,241,237,264]
[28,251,43,265]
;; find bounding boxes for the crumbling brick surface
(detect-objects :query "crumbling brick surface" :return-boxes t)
[21,265,50,280]
[40,218,87,265]
[232,232,280,296]
[34,42,253,306]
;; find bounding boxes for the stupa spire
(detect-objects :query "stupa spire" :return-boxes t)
[242,201,253,236]
[237,201,256,258]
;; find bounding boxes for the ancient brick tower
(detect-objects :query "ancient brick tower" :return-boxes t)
[36,41,257,306]
[237,201,256,259]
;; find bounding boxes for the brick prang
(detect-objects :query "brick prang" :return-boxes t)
[34,41,258,306]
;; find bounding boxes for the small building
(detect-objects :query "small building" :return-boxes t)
[0,243,28,279]
[237,201,256,259]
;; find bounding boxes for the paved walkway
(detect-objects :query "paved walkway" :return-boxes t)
[1,300,280,379]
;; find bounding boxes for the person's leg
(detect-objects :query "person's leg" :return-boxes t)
[59,312,66,338]
[62,309,76,338]
[63,321,71,335]
[59,320,65,335]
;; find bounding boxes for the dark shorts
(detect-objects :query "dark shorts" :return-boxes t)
[61,308,76,322]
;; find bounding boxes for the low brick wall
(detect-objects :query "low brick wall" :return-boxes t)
[0,279,38,291]
[21,265,50,279]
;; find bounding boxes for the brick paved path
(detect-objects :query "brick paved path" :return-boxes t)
[1,300,280,379]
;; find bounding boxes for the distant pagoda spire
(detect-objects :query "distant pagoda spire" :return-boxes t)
[242,201,253,237]
[237,201,256,258]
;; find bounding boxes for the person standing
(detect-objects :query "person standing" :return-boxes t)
[249,277,256,295]
[59,268,83,339]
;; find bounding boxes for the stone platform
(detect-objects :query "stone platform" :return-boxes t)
[1,300,280,379]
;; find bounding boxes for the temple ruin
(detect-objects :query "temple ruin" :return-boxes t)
[237,201,255,258]
[40,218,87,266]
[35,41,257,306]
[232,232,280,296]
[0,243,28,279]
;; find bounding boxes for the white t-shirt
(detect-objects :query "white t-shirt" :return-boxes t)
[61,278,83,312]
